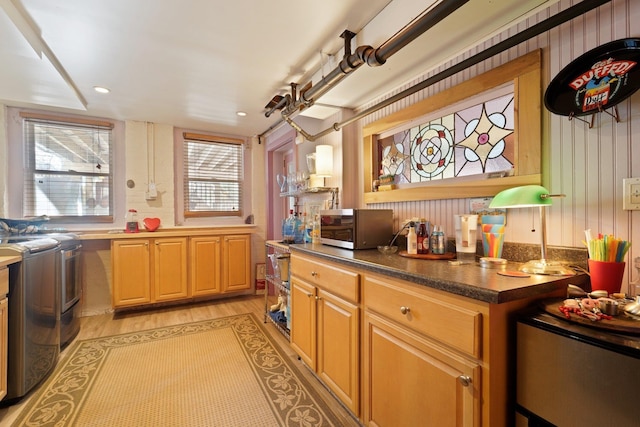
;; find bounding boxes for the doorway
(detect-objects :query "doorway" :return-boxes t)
[266,129,297,240]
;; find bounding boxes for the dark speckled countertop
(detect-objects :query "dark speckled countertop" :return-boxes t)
[289,243,588,304]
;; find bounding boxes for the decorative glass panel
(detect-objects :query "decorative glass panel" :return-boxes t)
[378,92,515,185]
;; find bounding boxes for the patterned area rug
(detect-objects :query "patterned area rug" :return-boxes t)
[13,313,343,426]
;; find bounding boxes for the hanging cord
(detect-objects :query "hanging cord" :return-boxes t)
[531,208,536,232]
[388,221,412,247]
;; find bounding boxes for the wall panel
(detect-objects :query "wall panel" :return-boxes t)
[356,0,640,291]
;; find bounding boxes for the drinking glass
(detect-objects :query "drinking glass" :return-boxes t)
[276,174,287,193]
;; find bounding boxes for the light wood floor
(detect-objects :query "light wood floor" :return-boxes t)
[0,295,362,427]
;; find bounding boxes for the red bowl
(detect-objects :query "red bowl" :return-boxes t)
[143,217,161,232]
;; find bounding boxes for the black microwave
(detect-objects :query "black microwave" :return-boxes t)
[319,209,393,249]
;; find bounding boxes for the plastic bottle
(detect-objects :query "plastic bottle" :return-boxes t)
[430,225,446,255]
[293,212,304,243]
[303,212,312,243]
[283,209,295,243]
[417,218,428,254]
[281,217,287,241]
[311,214,321,244]
[407,222,418,255]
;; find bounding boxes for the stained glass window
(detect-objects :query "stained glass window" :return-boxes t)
[377,91,515,185]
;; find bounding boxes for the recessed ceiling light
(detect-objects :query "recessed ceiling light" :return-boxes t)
[94,86,110,94]
[236,111,247,117]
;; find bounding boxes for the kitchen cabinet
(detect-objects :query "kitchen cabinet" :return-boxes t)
[363,273,482,427]
[112,239,151,307]
[289,245,573,427]
[0,266,8,400]
[112,237,187,308]
[221,234,251,292]
[290,252,360,415]
[112,233,251,309]
[154,237,188,301]
[191,234,251,296]
[190,236,221,296]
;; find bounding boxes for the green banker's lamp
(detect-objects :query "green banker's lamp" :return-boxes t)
[489,185,574,276]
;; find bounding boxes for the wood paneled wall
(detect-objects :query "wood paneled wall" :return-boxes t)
[356,0,640,290]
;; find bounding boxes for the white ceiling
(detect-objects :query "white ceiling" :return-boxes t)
[0,0,559,137]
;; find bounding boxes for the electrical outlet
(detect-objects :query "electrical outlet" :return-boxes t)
[623,178,640,210]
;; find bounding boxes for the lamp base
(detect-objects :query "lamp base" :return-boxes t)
[519,259,575,276]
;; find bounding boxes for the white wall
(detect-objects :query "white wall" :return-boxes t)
[0,106,7,218]
[124,121,175,227]
[353,0,640,292]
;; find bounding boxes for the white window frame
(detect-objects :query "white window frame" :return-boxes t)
[174,129,250,225]
[5,108,125,225]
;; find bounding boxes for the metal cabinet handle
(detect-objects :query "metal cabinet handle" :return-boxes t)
[400,306,410,315]
[457,375,472,387]
[315,296,321,301]
[311,271,318,277]
[306,293,313,298]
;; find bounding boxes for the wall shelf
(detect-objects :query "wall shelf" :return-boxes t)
[264,240,291,340]
[279,187,339,209]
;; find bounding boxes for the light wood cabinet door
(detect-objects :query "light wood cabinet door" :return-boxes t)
[190,236,221,296]
[317,289,360,414]
[222,234,251,292]
[154,237,188,301]
[0,296,7,401]
[363,311,481,427]
[291,253,361,416]
[112,239,151,307]
[290,277,316,369]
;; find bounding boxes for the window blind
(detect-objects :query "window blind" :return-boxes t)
[183,137,243,217]
[23,117,113,219]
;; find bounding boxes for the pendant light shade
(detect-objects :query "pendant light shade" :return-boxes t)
[315,145,333,178]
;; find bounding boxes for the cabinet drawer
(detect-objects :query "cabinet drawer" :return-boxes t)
[364,274,482,358]
[0,267,8,296]
[291,253,359,303]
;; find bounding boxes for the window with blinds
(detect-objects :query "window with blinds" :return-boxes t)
[23,116,113,220]
[183,135,243,217]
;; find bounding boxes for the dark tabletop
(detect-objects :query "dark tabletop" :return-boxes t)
[289,243,588,304]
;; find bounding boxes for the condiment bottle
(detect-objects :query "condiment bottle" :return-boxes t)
[417,218,429,254]
[430,225,446,255]
[407,222,418,255]
[125,209,139,233]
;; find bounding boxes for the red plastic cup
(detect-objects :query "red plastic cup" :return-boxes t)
[588,259,625,294]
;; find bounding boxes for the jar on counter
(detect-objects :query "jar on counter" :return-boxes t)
[430,225,446,254]
[125,209,139,233]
